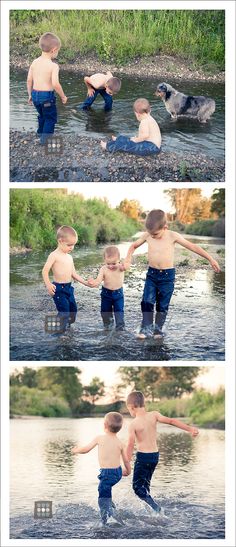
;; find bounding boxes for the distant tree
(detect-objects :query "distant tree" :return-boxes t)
[84,377,105,405]
[164,189,213,224]
[9,367,37,388]
[117,199,143,220]
[211,189,225,217]
[36,367,83,414]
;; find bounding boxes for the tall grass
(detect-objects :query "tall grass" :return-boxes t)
[10,10,224,69]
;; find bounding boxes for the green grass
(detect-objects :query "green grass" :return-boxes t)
[10,10,224,70]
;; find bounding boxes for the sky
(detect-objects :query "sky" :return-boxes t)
[68,184,216,212]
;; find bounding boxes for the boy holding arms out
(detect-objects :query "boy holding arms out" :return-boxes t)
[124,209,220,339]
[101,98,161,156]
[72,412,131,525]
[125,391,199,513]
[88,245,127,331]
[42,225,88,330]
[27,32,67,144]
[81,71,121,111]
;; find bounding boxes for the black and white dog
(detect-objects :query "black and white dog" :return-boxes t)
[156,82,215,122]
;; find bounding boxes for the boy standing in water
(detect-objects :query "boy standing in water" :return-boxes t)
[124,209,220,338]
[88,245,128,331]
[27,32,67,144]
[101,98,161,156]
[42,225,88,330]
[125,391,199,513]
[72,412,131,525]
[81,71,121,111]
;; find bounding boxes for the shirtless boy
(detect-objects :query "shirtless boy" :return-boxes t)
[101,98,161,156]
[27,32,67,144]
[81,71,121,111]
[124,209,221,339]
[125,391,199,513]
[42,225,88,330]
[72,412,131,525]
[88,245,128,330]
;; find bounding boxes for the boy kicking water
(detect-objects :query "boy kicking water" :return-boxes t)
[42,225,88,331]
[27,32,67,144]
[125,391,199,513]
[81,71,121,111]
[101,98,161,156]
[72,412,131,525]
[88,245,128,331]
[124,209,220,339]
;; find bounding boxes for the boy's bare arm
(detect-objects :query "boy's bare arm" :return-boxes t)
[71,436,99,454]
[123,233,147,267]
[72,263,89,286]
[84,76,95,97]
[51,64,67,103]
[156,412,199,437]
[87,266,104,287]
[121,445,132,476]
[131,119,150,143]
[173,232,221,272]
[42,253,56,295]
[27,65,33,104]
[126,423,136,461]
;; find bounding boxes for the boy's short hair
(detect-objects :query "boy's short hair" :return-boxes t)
[133,98,151,114]
[145,209,167,232]
[104,245,120,259]
[126,391,145,408]
[56,225,78,241]
[39,32,61,52]
[105,412,123,433]
[106,77,121,93]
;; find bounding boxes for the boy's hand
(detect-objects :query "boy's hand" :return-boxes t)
[130,136,138,142]
[61,95,68,104]
[190,426,199,437]
[46,282,56,296]
[209,258,221,273]
[87,278,97,287]
[87,88,95,97]
[71,446,79,454]
[28,97,33,105]
[122,469,129,476]
[120,260,131,271]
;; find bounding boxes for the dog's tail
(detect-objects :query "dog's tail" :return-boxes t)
[198,98,216,122]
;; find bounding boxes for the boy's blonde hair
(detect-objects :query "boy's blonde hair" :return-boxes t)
[145,209,167,232]
[56,225,78,241]
[105,412,123,433]
[107,77,121,94]
[104,245,120,259]
[133,98,151,114]
[126,391,145,408]
[39,32,61,52]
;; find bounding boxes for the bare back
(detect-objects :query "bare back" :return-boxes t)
[132,411,158,452]
[139,115,161,148]
[49,249,74,283]
[30,56,56,90]
[97,434,123,468]
[89,71,113,89]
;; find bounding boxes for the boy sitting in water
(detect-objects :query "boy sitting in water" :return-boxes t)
[42,225,88,331]
[81,71,121,111]
[88,245,128,331]
[124,209,220,339]
[125,391,199,513]
[27,32,67,144]
[101,98,161,156]
[72,412,131,525]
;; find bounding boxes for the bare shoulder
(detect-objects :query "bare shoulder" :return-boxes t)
[168,230,178,242]
[149,410,160,421]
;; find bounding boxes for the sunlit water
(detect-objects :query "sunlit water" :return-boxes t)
[10,417,225,539]
[10,70,225,159]
[10,237,225,361]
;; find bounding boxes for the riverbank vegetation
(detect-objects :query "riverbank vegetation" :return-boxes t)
[10,10,224,71]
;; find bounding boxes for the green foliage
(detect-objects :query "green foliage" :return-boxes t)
[184,219,216,236]
[211,189,225,217]
[83,377,105,405]
[10,190,140,250]
[10,9,224,69]
[119,366,200,400]
[10,385,71,417]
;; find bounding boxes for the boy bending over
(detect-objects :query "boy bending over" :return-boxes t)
[81,71,121,111]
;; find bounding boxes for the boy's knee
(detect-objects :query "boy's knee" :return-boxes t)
[133,482,146,499]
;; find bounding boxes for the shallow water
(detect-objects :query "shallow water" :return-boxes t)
[10,237,225,361]
[10,69,225,159]
[10,417,225,539]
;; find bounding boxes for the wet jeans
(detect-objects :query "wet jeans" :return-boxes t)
[141,267,175,335]
[101,287,125,329]
[31,90,57,143]
[52,282,77,330]
[98,466,122,524]
[81,88,113,111]
[106,135,161,156]
[133,452,160,511]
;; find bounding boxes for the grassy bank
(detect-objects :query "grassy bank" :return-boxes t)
[169,219,225,238]
[10,189,140,250]
[10,10,224,70]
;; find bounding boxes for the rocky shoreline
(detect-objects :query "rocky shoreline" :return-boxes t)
[10,130,225,183]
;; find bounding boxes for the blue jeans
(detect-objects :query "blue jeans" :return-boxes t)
[141,267,175,335]
[81,88,113,111]
[31,90,57,143]
[133,452,160,512]
[106,135,161,156]
[52,282,77,330]
[98,466,122,524]
[101,287,125,329]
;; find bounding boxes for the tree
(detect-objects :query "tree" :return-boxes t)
[9,367,37,388]
[36,367,83,414]
[211,189,225,217]
[164,189,213,224]
[83,377,105,405]
[117,199,143,220]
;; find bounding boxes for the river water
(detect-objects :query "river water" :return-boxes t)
[10,70,225,159]
[10,417,225,539]
[10,236,225,361]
